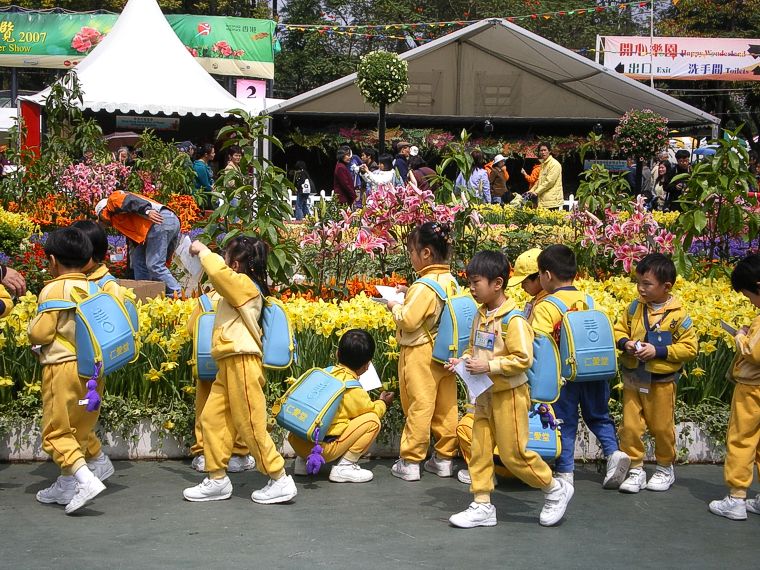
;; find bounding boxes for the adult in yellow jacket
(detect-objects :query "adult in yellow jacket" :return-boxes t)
[710,254,760,520]
[447,251,572,528]
[528,143,563,210]
[613,254,698,493]
[387,222,459,482]
[182,237,296,504]
[288,330,395,483]
[185,290,255,474]
[30,228,107,514]
[531,245,630,489]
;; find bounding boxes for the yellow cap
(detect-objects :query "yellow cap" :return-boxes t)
[507,248,542,287]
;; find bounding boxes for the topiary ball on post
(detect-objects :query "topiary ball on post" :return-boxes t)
[356,51,409,154]
[614,108,669,194]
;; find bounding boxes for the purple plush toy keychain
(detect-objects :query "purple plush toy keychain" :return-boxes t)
[530,403,562,430]
[84,362,103,412]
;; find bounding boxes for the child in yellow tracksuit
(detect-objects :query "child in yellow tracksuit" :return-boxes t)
[614,253,697,494]
[182,237,296,504]
[447,251,573,528]
[386,221,459,481]
[73,219,135,484]
[456,247,547,484]
[186,289,255,474]
[30,227,107,515]
[288,329,395,482]
[532,245,630,489]
[710,254,760,520]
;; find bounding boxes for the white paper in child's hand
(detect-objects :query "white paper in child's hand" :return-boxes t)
[375,285,405,305]
[358,362,383,391]
[453,361,493,400]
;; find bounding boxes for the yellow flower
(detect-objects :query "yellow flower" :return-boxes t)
[160,361,178,372]
[0,376,13,387]
[163,420,175,430]
[24,381,41,394]
[144,368,163,382]
[690,367,706,377]
[181,385,196,395]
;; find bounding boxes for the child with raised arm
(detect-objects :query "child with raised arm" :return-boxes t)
[447,251,572,527]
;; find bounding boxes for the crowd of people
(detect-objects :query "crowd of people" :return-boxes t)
[17,215,760,528]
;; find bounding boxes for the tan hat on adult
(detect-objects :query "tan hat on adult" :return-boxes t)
[396,140,411,149]
[507,247,542,287]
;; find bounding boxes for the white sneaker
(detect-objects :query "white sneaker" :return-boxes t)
[329,462,374,483]
[555,472,574,486]
[646,465,675,492]
[65,478,106,515]
[36,476,77,505]
[424,454,454,477]
[619,468,647,494]
[746,494,760,515]
[251,475,297,504]
[183,477,232,502]
[86,454,114,482]
[540,478,574,527]
[457,469,472,484]
[191,455,206,472]
[228,454,256,473]
[603,450,631,489]
[449,502,497,528]
[391,459,420,482]
[709,496,747,520]
[293,456,308,476]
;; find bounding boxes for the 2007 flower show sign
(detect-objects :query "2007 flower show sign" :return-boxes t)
[0,12,275,79]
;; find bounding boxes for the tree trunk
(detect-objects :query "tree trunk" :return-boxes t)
[378,102,386,156]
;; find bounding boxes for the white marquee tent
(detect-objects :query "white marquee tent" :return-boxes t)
[22,0,244,117]
[265,19,718,128]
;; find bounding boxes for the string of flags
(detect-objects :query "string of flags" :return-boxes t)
[279,2,653,40]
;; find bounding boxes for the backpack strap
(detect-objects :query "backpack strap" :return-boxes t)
[628,299,640,317]
[344,379,362,389]
[416,277,448,300]
[37,299,76,314]
[96,274,117,289]
[501,309,526,335]
[199,294,214,312]
[584,294,595,310]
[543,295,568,315]
[674,315,693,340]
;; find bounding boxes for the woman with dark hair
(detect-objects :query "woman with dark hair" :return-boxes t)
[193,143,216,209]
[455,150,491,202]
[333,146,357,205]
[651,160,673,211]
[408,155,437,192]
[528,142,563,210]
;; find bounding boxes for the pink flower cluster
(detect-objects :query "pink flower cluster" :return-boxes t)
[426,132,455,150]
[301,209,388,260]
[58,162,131,207]
[212,41,244,58]
[71,27,104,54]
[574,195,676,273]
[614,108,669,159]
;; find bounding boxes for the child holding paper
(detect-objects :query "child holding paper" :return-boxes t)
[447,250,572,528]
[288,329,395,482]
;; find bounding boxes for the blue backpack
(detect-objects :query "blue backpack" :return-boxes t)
[260,295,296,370]
[417,277,478,364]
[36,282,138,378]
[527,403,561,460]
[502,309,562,404]
[543,294,617,382]
[192,294,217,381]
[273,367,361,442]
[95,274,139,333]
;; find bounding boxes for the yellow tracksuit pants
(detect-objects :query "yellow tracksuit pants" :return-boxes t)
[200,354,285,480]
[620,382,677,468]
[724,383,760,499]
[41,361,101,475]
[470,384,554,500]
[191,378,249,458]
[288,413,382,463]
[398,343,458,462]
[84,379,106,460]
[457,413,510,478]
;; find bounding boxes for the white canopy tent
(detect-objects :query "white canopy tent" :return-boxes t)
[22,0,243,117]
[265,19,718,128]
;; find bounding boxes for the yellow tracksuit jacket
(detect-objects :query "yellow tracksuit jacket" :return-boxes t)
[524,289,549,325]
[0,282,12,318]
[391,263,459,461]
[613,296,698,376]
[533,155,563,209]
[531,287,589,337]
[724,314,760,498]
[197,250,284,479]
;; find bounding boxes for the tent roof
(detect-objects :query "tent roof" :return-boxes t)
[24,0,243,117]
[264,19,717,127]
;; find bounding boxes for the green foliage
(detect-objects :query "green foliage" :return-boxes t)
[673,126,760,277]
[200,109,299,286]
[575,164,632,218]
[127,131,194,200]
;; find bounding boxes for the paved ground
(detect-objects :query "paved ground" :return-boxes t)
[0,460,757,569]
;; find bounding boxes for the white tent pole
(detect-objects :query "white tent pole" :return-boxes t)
[595,35,601,65]
[649,1,655,88]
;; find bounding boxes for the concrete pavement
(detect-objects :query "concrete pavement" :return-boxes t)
[0,460,757,569]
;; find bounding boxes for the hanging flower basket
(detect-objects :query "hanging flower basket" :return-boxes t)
[356,51,409,107]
